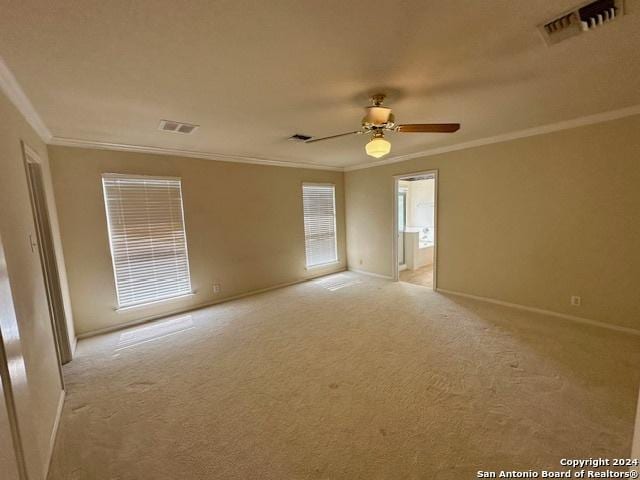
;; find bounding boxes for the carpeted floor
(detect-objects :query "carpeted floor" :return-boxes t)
[400,264,434,288]
[48,272,640,480]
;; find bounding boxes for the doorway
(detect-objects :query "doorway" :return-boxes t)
[392,171,438,289]
[22,142,72,369]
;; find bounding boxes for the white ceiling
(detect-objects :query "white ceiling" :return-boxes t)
[1,0,640,169]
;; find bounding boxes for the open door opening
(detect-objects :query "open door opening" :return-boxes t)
[393,171,437,289]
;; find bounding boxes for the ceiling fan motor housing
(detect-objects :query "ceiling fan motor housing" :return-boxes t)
[304,92,459,156]
[362,107,394,127]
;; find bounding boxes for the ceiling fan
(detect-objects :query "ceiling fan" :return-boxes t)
[306,94,460,159]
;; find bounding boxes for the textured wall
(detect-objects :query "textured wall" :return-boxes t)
[0,90,67,479]
[48,146,346,335]
[345,114,640,330]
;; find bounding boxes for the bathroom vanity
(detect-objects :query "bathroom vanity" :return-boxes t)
[403,227,434,271]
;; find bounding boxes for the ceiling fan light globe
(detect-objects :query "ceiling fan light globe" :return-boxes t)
[365,137,391,158]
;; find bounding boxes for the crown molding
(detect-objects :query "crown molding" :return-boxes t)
[4,52,640,173]
[0,55,340,171]
[0,55,52,142]
[45,102,640,173]
[344,104,640,172]
[49,137,343,171]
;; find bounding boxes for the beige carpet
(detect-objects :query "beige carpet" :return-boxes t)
[399,265,433,288]
[49,272,640,479]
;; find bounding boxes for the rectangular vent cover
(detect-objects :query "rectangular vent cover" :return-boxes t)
[158,119,199,134]
[539,0,624,45]
[288,133,312,142]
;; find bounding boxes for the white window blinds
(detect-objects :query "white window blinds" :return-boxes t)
[302,183,338,268]
[102,174,192,309]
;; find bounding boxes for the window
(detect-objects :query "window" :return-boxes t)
[302,183,338,268]
[102,174,192,309]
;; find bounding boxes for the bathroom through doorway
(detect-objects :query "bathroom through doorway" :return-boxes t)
[393,171,437,289]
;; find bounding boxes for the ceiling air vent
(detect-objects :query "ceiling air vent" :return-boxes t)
[158,119,199,134]
[288,134,312,142]
[539,0,624,45]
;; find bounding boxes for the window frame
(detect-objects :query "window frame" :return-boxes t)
[101,173,193,310]
[301,182,339,269]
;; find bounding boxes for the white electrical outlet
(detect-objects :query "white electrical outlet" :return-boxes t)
[570,296,581,306]
[213,284,221,294]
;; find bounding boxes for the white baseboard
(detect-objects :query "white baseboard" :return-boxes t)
[44,389,65,479]
[437,288,640,337]
[348,268,393,280]
[77,267,347,339]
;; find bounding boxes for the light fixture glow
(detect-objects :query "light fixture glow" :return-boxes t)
[365,134,391,158]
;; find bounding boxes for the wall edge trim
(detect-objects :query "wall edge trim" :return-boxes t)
[49,137,344,171]
[437,288,640,337]
[344,104,640,171]
[76,267,347,339]
[3,54,640,173]
[0,56,52,142]
[44,389,65,479]
[347,268,393,280]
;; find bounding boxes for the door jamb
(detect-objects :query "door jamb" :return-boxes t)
[392,169,439,290]
[21,141,70,380]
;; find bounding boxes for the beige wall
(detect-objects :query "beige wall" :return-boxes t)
[0,90,67,479]
[346,114,640,331]
[48,146,346,335]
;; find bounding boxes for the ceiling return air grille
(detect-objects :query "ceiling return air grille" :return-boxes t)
[539,0,624,45]
[158,119,199,134]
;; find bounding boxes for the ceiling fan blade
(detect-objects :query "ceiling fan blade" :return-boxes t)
[305,131,363,143]
[395,123,460,133]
